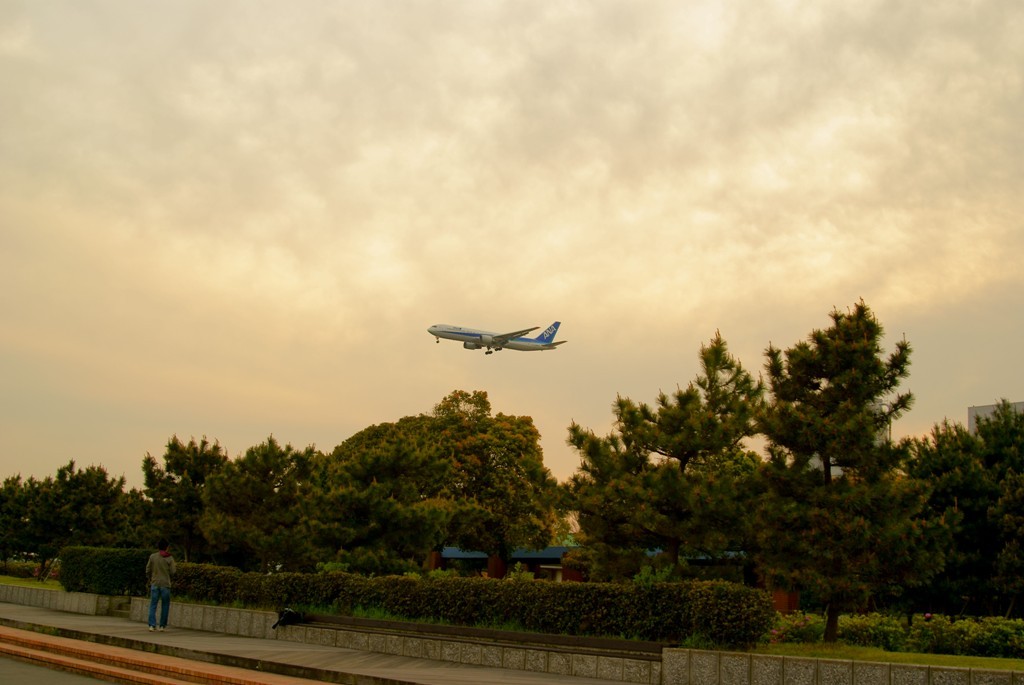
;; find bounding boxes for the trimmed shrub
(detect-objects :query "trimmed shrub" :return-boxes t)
[683,580,776,647]
[167,563,772,647]
[906,615,1024,659]
[174,563,243,603]
[40,549,773,647]
[838,613,906,652]
[906,614,975,656]
[766,612,824,644]
[765,612,1024,659]
[1,561,38,579]
[969,617,1024,658]
[59,546,150,596]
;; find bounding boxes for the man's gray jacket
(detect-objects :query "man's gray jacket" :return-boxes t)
[146,552,175,588]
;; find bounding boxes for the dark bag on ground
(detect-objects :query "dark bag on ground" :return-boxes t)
[271,607,304,629]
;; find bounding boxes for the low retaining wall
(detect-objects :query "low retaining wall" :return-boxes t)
[3,588,1022,685]
[129,597,279,639]
[0,584,112,616]
[661,650,1023,685]
[128,597,662,683]
[126,599,1024,685]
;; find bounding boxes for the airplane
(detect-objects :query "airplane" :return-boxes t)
[427,321,566,354]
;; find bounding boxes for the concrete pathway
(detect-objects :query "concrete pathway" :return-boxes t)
[0,601,620,684]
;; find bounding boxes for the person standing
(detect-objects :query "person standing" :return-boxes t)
[146,539,176,632]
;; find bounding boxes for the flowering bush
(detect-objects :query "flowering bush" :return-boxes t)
[32,563,59,580]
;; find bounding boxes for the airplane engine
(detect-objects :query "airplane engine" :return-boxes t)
[463,342,481,350]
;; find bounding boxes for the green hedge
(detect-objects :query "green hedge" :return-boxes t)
[55,550,773,647]
[838,613,907,652]
[906,615,1024,659]
[768,611,1024,659]
[171,564,773,647]
[51,546,1024,657]
[0,560,39,579]
[60,546,151,596]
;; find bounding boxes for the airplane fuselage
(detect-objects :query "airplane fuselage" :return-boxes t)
[427,323,566,353]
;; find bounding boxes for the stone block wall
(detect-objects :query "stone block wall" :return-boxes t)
[280,621,662,683]
[0,584,107,615]
[6,592,1022,685]
[125,599,1024,685]
[662,649,1024,685]
[128,597,662,683]
[129,597,278,639]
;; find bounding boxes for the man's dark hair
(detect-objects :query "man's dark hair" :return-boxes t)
[157,539,169,551]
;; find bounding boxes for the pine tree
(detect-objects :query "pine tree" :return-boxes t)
[142,436,228,562]
[20,461,127,577]
[200,437,317,572]
[313,416,454,574]
[909,401,1024,615]
[0,476,27,568]
[756,301,943,641]
[568,333,763,580]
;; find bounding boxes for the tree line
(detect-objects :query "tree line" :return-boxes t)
[0,388,558,578]
[2,301,1023,642]
[568,301,1024,640]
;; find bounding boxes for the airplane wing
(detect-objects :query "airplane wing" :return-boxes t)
[493,327,539,344]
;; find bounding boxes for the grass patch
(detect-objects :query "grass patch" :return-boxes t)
[348,606,477,628]
[173,596,249,609]
[346,606,646,641]
[755,642,1024,671]
[0,574,63,591]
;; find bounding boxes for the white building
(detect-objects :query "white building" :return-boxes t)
[968,401,1024,433]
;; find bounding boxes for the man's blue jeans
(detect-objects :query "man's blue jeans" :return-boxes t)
[148,585,171,628]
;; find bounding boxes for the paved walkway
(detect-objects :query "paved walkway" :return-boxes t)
[1,655,108,684]
[0,602,619,684]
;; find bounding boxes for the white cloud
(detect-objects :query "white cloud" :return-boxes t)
[1,0,1022,486]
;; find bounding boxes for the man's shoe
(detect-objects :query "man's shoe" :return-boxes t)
[158,627,165,632]
[148,626,155,632]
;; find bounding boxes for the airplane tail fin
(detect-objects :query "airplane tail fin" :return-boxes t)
[535,321,561,343]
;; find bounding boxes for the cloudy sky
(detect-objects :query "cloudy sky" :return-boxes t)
[2,1,1022,489]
